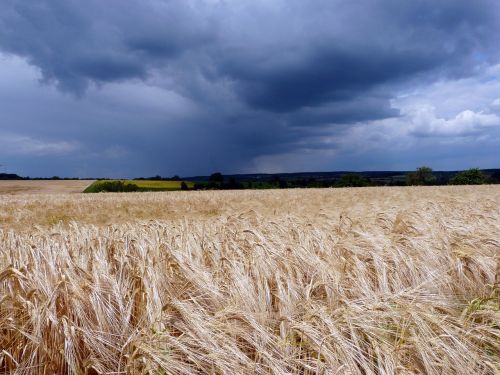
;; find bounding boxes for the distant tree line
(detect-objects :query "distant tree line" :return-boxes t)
[134,175,181,181]
[405,167,491,186]
[186,168,499,190]
[2,167,499,190]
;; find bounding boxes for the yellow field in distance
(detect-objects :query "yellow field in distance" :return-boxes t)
[94,179,194,190]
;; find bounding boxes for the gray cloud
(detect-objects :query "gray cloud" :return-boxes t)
[0,0,499,176]
[0,0,212,92]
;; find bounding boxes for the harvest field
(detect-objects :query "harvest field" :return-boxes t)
[84,180,194,192]
[0,180,93,195]
[0,186,499,374]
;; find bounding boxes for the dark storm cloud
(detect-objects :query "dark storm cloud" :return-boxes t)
[0,0,499,176]
[224,49,434,112]
[216,0,499,112]
[2,0,498,102]
[0,0,212,92]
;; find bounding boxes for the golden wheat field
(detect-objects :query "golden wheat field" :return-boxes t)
[0,180,93,196]
[0,186,499,374]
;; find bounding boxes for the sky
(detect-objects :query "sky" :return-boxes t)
[1,0,500,178]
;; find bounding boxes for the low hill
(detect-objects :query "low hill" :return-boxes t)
[0,173,24,180]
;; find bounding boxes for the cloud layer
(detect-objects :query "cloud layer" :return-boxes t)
[0,0,499,176]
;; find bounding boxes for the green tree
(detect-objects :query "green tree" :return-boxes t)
[209,172,223,183]
[491,171,500,183]
[180,181,189,190]
[337,174,370,187]
[450,168,486,185]
[406,166,436,186]
[227,177,243,189]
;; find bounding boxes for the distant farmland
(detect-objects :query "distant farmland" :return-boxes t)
[0,180,93,195]
[84,179,194,192]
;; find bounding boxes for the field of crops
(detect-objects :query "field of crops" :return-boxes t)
[84,179,194,192]
[0,186,499,374]
[0,180,93,195]
[129,180,194,189]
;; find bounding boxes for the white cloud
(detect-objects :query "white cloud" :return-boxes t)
[406,106,499,137]
[310,65,500,170]
[377,64,500,141]
[247,65,500,172]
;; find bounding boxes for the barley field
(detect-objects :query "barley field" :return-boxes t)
[0,186,499,374]
[0,180,93,195]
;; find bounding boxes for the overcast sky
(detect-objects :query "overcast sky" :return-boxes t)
[1,0,500,177]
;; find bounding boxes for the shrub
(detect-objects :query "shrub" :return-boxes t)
[406,166,436,186]
[337,174,370,187]
[84,181,140,193]
[450,168,487,185]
